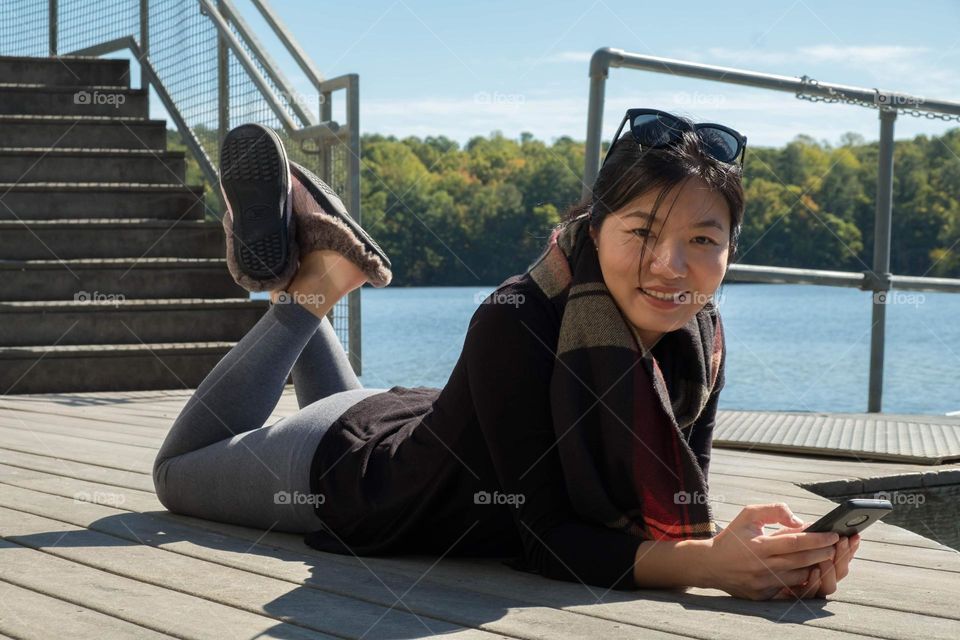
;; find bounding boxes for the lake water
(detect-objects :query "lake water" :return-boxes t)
[261,283,960,416]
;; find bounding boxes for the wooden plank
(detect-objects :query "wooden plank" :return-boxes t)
[0,446,154,492]
[0,414,164,447]
[2,464,949,637]
[0,504,511,640]
[714,448,958,479]
[0,423,166,472]
[707,478,959,556]
[0,538,331,639]
[0,477,913,640]
[715,410,960,463]
[0,580,176,639]
[0,479,687,640]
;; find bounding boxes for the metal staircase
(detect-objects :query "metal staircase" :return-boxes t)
[0,55,267,393]
[0,0,362,394]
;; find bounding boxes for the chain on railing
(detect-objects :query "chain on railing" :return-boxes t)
[795,75,960,123]
[0,0,363,374]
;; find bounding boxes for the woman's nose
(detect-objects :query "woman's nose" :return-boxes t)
[647,241,687,278]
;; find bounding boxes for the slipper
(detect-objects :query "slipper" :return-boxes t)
[290,161,392,288]
[219,123,299,292]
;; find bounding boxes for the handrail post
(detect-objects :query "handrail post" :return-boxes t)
[868,107,897,413]
[216,0,229,151]
[583,48,613,199]
[346,74,362,375]
[48,0,57,55]
[139,0,149,93]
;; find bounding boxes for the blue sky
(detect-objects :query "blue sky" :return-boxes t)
[167,0,960,148]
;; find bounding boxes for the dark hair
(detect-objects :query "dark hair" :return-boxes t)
[562,123,745,284]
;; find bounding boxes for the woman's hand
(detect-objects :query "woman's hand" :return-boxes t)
[769,523,861,599]
[702,503,841,601]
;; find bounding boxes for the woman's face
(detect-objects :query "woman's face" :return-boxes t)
[589,176,731,349]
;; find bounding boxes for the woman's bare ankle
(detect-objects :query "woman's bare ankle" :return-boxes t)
[275,250,367,320]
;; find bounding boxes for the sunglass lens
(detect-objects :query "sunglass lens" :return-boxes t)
[698,127,740,162]
[631,114,683,148]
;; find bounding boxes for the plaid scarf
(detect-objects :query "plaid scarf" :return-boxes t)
[526,212,724,540]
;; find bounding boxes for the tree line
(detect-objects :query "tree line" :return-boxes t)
[178,127,960,286]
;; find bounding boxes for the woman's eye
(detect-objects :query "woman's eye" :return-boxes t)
[694,236,719,246]
[631,229,652,238]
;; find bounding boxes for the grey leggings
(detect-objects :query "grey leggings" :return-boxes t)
[152,300,387,532]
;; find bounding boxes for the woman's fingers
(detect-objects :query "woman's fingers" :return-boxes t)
[773,566,821,599]
[815,557,837,597]
[833,535,857,581]
[761,530,840,556]
[765,545,837,571]
[802,567,822,598]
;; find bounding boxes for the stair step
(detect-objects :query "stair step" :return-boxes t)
[0,183,208,219]
[0,115,169,150]
[0,298,267,346]
[0,84,148,117]
[0,218,225,260]
[0,257,245,300]
[0,55,131,87]
[0,148,186,183]
[0,341,245,394]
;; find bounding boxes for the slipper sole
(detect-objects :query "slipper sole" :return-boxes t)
[219,124,292,279]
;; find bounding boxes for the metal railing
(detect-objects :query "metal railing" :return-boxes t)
[0,0,364,374]
[584,48,960,413]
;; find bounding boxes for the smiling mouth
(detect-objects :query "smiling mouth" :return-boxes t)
[638,287,691,303]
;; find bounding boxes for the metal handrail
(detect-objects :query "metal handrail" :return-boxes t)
[584,47,960,413]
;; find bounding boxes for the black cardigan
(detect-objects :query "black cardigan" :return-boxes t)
[305,272,721,591]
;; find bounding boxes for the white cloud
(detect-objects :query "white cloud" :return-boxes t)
[360,84,958,149]
[533,50,593,64]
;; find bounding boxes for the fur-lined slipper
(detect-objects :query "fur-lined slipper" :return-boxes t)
[289,161,392,288]
[219,123,299,292]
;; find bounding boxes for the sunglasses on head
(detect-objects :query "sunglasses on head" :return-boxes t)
[601,108,747,169]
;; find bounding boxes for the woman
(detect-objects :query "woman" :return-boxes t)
[154,115,858,601]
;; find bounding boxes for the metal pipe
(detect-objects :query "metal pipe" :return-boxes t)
[582,47,960,189]
[868,108,897,412]
[197,0,298,133]
[217,0,229,151]
[139,0,149,93]
[889,274,960,293]
[248,0,326,88]
[48,0,57,56]
[217,0,316,127]
[725,264,865,288]
[604,48,960,116]
[347,73,361,375]
[582,49,612,200]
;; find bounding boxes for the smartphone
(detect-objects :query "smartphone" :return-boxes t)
[802,498,894,536]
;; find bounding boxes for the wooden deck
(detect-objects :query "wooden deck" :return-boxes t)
[0,389,958,639]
